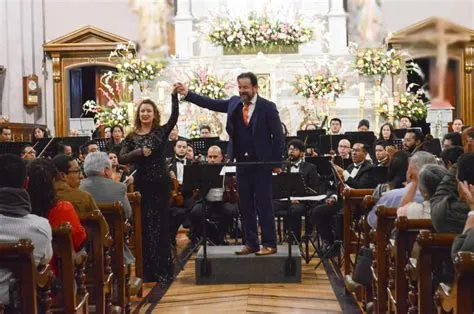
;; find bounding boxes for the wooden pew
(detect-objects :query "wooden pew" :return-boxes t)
[406,230,457,313]
[435,251,474,314]
[80,210,114,314]
[387,217,433,314]
[0,239,54,314]
[127,192,143,297]
[51,223,89,313]
[98,202,131,313]
[371,205,397,314]
[343,188,374,276]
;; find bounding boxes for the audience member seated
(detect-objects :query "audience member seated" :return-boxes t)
[169,125,179,141]
[20,145,36,161]
[442,132,462,150]
[441,146,464,169]
[399,116,412,129]
[0,126,12,142]
[431,128,473,234]
[0,154,53,305]
[31,127,49,145]
[80,152,135,264]
[26,158,87,280]
[108,151,133,185]
[200,125,212,138]
[104,127,111,139]
[378,122,396,141]
[357,119,370,132]
[337,138,351,161]
[106,125,124,156]
[328,118,343,135]
[189,146,238,244]
[333,142,378,189]
[80,152,132,219]
[403,128,424,155]
[452,118,464,133]
[368,151,436,228]
[273,139,321,242]
[397,164,447,219]
[57,142,73,156]
[374,140,389,167]
[52,154,98,214]
[451,153,474,260]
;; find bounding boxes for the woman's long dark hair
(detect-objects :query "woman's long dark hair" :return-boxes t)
[378,122,396,140]
[31,127,49,145]
[26,159,58,218]
[386,150,410,189]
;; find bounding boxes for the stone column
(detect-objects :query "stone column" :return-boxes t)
[327,0,347,54]
[174,0,194,58]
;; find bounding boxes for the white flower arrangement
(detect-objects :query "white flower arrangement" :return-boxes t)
[82,99,131,127]
[187,68,230,99]
[109,41,166,84]
[354,48,403,77]
[205,11,313,49]
[293,73,345,100]
[378,90,427,121]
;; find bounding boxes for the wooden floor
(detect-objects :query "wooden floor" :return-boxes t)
[133,234,343,313]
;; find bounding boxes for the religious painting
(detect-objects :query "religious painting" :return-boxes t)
[256,73,271,100]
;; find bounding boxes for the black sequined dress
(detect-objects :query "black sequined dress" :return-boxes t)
[119,95,179,282]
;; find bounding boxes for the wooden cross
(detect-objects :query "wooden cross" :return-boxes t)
[401,19,470,104]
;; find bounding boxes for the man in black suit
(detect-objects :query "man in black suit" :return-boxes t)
[168,138,195,244]
[273,139,321,242]
[334,142,377,189]
[311,142,377,248]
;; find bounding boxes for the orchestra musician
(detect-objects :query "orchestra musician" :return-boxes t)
[273,139,322,242]
[168,138,195,245]
[374,139,390,167]
[188,145,239,245]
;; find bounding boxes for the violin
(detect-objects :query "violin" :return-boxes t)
[169,170,185,206]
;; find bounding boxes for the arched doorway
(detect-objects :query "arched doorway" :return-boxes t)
[44,26,133,136]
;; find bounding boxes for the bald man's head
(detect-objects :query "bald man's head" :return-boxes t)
[207,145,223,164]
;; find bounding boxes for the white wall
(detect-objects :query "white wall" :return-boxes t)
[382,0,474,32]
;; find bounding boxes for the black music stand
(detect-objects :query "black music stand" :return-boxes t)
[190,137,219,157]
[182,163,223,277]
[214,140,229,157]
[423,138,442,157]
[272,172,307,276]
[387,138,403,151]
[318,134,347,155]
[297,129,326,149]
[344,131,376,148]
[0,142,31,156]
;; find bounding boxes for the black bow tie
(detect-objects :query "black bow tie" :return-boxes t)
[176,159,185,164]
[291,163,299,168]
[353,164,361,169]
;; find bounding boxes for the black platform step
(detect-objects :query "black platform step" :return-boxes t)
[195,245,301,285]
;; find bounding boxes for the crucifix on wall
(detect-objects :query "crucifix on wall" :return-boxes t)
[399,20,470,108]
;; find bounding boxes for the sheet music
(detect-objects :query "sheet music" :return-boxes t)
[220,166,236,175]
[279,195,327,201]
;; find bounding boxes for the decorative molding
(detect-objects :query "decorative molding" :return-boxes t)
[43,26,132,136]
[465,46,474,73]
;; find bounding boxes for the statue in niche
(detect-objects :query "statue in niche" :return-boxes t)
[130,0,175,56]
[348,0,385,48]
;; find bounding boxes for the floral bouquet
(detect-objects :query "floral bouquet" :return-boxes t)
[378,91,427,121]
[109,41,166,84]
[82,100,130,127]
[294,73,345,99]
[187,68,230,99]
[354,48,403,77]
[205,11,313,49]
[187,121,201,139]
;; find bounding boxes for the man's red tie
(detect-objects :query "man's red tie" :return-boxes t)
[243,103,250,127]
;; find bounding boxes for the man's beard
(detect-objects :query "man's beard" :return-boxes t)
[289,155,300,162]
[240,91,254,104]
[176,153,186,159]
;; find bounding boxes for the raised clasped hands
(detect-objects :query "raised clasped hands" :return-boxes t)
[172,82,188,97]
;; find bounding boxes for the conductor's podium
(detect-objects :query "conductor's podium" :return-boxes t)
[195,245,301,285]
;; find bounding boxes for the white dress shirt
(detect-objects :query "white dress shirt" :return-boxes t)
[343,161,364,182]
[290,159,302,173]
[175,157,187,184]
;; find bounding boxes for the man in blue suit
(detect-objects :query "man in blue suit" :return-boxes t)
[175,72,285,255]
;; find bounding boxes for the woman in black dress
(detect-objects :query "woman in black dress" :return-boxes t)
[119,93,179,282]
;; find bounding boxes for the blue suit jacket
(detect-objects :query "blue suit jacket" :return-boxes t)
[184,91,285,162]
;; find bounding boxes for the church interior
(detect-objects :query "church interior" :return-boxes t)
[1,0,474,313]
